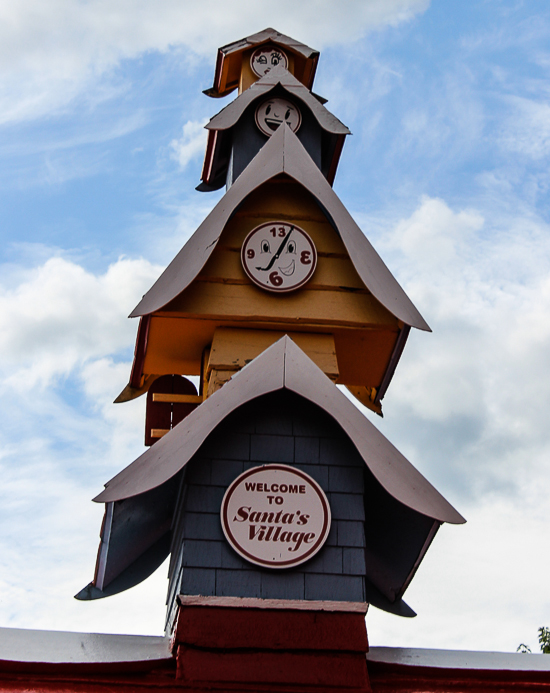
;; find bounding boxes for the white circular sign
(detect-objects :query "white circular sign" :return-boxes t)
[221,465,331,569]
[241,221,317,293]
[255,97,302,137]
[250,46,288,77]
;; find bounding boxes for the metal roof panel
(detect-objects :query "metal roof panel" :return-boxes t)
[0,628,170,664]
[206,65,350,135]
[95,337,463,525]
[367,646,550,672]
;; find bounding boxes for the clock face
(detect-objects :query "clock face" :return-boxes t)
[250,46,288,77]
[241,221,317,293]
[255,97,301,137]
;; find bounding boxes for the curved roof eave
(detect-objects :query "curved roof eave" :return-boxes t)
[130,124,429,332]
[219,28,319,61]
[206,66,350,136]
[94,337,464,526]
[206,28,320,98]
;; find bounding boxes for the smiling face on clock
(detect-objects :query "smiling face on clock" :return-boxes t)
[250,46,288,77]
[255,97,302,137]
[241,221,317,293]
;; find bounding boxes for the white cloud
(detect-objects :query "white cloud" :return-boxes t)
[368,493,550,652]
[0,253,169,634]
[390,196,484,273]
[0,255,161,388]
[0,0,430,123]
[170,119,208,170]
[344,194,550,650]
[369,196,550,501]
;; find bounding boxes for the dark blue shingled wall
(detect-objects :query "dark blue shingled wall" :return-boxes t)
[166,391,366,616]
[166,389,431,629]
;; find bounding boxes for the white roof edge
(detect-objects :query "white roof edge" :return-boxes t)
[0,626,171,664]
[367,646,550,672]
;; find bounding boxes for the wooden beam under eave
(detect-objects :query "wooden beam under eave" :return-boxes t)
[160,282,398,329]
[140,316,400,395]
[207,328,339,382]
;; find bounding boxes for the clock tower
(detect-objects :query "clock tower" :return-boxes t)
[77,28,464,692]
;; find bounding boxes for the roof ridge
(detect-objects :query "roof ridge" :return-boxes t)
[94,335,463,526]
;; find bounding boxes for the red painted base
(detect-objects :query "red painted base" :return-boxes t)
[3,600,550,691]
[368,660,550,692]
[172,596,371,692]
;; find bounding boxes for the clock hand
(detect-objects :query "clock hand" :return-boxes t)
[256,227,294,271]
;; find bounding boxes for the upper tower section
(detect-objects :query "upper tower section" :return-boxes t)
[199,31,350,191]
[204,28,320,99]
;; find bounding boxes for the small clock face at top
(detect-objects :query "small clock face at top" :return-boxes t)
[250,46,288,77]
[255,97,302,137]
[241,221,317,293]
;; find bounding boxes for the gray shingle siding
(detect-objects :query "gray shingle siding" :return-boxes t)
[168,391,368,607]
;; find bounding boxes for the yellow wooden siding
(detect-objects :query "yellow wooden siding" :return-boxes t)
[162,282,395,328]
[208,327,339,381]
[140,179,400,396]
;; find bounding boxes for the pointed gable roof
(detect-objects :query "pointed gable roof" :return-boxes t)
[206,65,350,135]
[205,28,319,98]
[130,124,430,332]
[95,337,462,526]
[82,338,462,610]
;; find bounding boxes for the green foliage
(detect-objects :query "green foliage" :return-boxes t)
[539,627,550,654]
[517,627,550,654]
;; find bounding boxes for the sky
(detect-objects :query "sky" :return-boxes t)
[1,0,550,656]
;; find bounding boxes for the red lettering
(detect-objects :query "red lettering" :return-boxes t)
[234,506,250,522]
[245,483,256,491]
[281,513,294,524]
[249,524,261,539]
[288,485,298,493]
[269,270,283,286]
[299,485,306,494]
[304,532,315,543]
[288,531,310,552]
[257,483,264,492]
